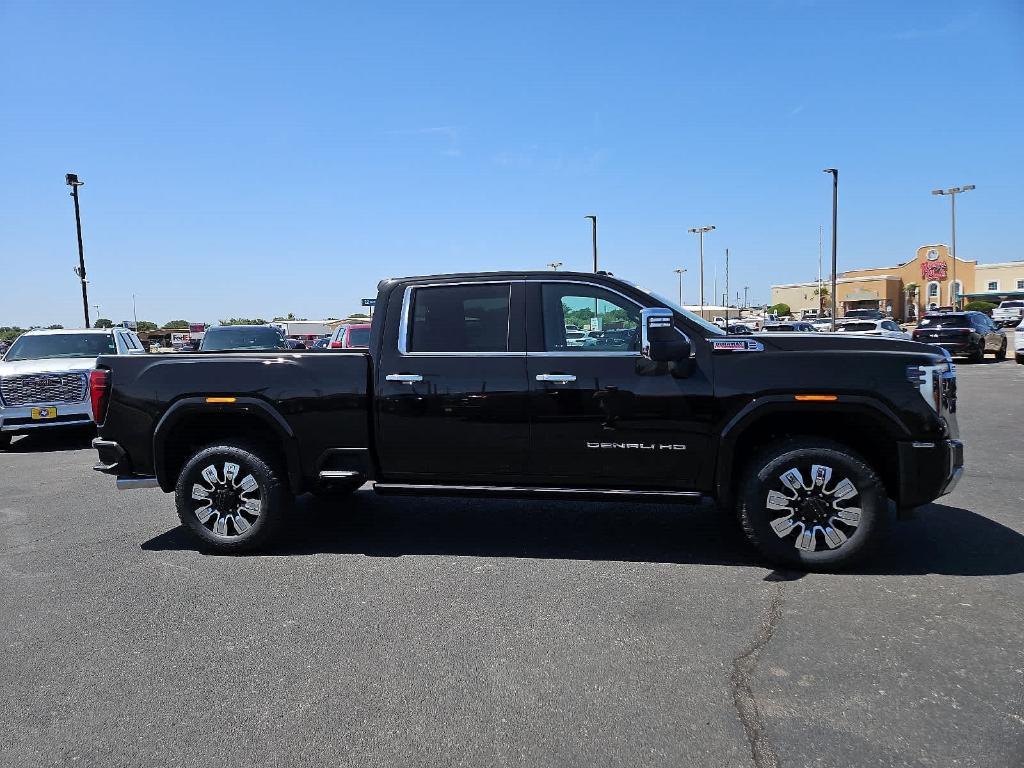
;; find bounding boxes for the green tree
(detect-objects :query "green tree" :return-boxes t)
[964,300,997,315]
[768,303,791,317]
[563,307,594,328]
[46,324,64,330]
[162,320,189,329]
[136,320,159,332]
[219,317,269,326]
[272,312,303,322]
[93,318,114,328]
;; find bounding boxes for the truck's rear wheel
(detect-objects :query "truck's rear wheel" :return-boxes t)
[174,443,289,553]
[736,438,886,570]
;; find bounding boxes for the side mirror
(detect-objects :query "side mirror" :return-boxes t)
[641,307,691,362]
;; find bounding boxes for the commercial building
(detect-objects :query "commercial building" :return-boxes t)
[771,245,1024,320]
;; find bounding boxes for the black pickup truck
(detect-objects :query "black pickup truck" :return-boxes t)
[91,271,962,569]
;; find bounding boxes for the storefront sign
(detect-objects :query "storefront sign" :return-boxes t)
[921,261,947,281]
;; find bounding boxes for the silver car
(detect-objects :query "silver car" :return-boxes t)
[0,328,145,449]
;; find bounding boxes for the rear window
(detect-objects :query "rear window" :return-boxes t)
[918,315,970,328]
[999,301,1024,308]
[347,327,371,347]
[4,333,115,361]
[836,322,876,332]
[200,326,288,351]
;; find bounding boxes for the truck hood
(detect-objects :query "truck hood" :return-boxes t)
[0,357,98,376]
[749,332,941,358]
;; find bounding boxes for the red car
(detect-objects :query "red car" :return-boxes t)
[328,323,371,348]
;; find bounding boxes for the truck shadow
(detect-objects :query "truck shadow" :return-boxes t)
[142,493,1024,577]
[3,428,95,453]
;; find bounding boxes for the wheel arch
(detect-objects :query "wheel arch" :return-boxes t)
[715,396,909,510]
[153,397,302,493]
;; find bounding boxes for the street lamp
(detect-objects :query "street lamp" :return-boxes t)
[688,225,715,314]
[583,215,598,273]
[547,261,563,271]
[931,185,975,310]
[822,169,838,330]
[66,173,90,328]
[673,268,687,306]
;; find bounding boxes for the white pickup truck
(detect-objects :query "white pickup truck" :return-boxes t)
[992,300,1024,327]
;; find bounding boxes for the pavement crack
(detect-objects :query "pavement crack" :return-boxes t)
[731,581,784,768]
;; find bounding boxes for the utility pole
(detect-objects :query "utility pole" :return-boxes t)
[66,173,90,328]
[673,268,687,306]
[688,225,715,316]
[823,169,838,330]
[584,215,598,273]
[931,185,975,310]
[724,248,730,325]
[817,224,823,313]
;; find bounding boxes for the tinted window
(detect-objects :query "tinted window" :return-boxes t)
[5,333,116,361]
[1001,301,1024,308]
[836,322,876,332]
[347,327,371,347]
[408,284,510,353]
[918,315,970,328]
[200,326,288,351]
[541,284,640,352]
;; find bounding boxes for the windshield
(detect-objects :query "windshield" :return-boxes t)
[4,333,115,361]
[625,283,726,336]
[999,301,1024,308]
[918,315,970,328]
[200,326,287,351]
[835,322,876,332]
[347,327,371,347]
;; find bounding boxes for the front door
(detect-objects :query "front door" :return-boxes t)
[525,280,714,489]
[375,280,529,481]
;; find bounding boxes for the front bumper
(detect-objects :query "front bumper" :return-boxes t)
[897,439,964,508]
[0,402,93,435]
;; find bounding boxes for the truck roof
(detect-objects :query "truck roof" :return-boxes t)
[378,270,620,289]
[21,327,114,336]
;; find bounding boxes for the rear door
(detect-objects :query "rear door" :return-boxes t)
[375,280,530,480]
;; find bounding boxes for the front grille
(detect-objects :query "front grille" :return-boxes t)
[0,373,88,406]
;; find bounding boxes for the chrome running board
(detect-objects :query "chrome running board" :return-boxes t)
[116,476,160,491]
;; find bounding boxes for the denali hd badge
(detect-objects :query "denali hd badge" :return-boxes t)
[711,339,763,352]
[587,442,686,451]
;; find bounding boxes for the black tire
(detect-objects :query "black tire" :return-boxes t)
[736,437,887,571]
[995,340,1007,361]
[174,442,290,553]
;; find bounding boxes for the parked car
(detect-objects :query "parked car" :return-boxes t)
[310,338,331,350]
[725,323,752,335]
[833,319,911,340]
[911,311,1007,362]
[286,339,307,350]
[842,309,885,321]
[762,321,818,332]
[199,325,288,352]
[992,300,1024,328]
[0,327,145,449]
[328,323,372,349]
[1014,320,1024,364]
[91,269,962,570]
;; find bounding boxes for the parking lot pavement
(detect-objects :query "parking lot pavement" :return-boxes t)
[1,360,1022,768]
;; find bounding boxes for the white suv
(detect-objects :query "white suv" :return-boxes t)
[1015,320,1024,365]
[0,328,145,448]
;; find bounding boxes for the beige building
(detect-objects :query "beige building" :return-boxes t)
[771,246,1024,319]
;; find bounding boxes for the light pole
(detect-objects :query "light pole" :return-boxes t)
[743,285,749,309]
[584,215,598,273]
[673,268,687,306]
[724,248,730,324]
[547,261,563,271]
[66,173,90,328]
[823,169,838,330]
[132,293,139,328]
[688,225,715,315]
[931,185,975,309]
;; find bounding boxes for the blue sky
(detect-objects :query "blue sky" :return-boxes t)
[1,1,1022,327]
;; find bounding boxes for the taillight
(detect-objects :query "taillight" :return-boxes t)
[330,341,343,348]
[90,369,110,424]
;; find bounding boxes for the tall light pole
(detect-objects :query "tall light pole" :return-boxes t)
[673,268,687,306]
[66,173,90,328]
[132,293,139,328]
[743,285,749,309]
[547,261,563,271]
[931,185,975,310]
[823,169,838,330]
[724,248,730,324]
[584,215,598,273]
[688,225,715,315]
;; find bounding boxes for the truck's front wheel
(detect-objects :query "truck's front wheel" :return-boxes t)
[174,443,289,553]
[736,438,886,570]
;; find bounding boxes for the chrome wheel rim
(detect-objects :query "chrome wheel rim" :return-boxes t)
[190,462,261,539]
[765,464,861,552]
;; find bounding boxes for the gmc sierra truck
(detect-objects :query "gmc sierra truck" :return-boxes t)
[91,271,963,569]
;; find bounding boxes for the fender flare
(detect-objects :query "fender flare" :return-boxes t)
[153,396,302,493]
[713,395,909,508]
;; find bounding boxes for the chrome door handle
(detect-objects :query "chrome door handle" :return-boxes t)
[386,373,423,383]
[535,373,576,382]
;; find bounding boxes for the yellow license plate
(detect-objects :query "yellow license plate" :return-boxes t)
[31,407,58,420]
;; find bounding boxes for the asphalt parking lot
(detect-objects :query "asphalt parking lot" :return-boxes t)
[1,359,1022,768]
